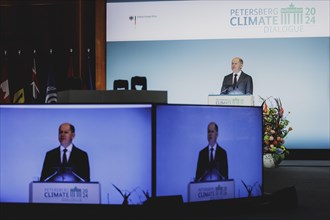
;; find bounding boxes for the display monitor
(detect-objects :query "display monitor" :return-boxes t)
[155,104,263,203]
[0,104,152,205]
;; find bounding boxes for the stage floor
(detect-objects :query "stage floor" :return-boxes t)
[260,160,330,220]
[1,160,329,220]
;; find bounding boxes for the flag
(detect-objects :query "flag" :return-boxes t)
[12,50,25,103]
[45,50,57,103]
[31,51,40,102]
[86,48,94,90]
[13,88,25,103]
[66,49,82,90]
[67,49,75,79]
[0,50,10,103]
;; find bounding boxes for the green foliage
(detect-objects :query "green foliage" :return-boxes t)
[260,96,292,163]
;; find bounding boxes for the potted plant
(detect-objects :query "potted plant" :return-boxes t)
[261,97,293,168]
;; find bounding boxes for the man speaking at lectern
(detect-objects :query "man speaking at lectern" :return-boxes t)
[220,57,253,95]
[40,122,90,182]
[195,122,228,182]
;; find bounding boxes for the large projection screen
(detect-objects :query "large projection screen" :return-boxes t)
[106,0,330,150]
[0,104,152,205]
[155,104,263,203]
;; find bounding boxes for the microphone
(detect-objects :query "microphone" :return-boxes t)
[196,170,209,182]
[72,171,86,182]
[220,86,231,95]
[43,170,58,182]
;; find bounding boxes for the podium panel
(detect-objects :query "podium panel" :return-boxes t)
[57,90,167,104]
[188,179,235,202]
[208,95,254,106]
[29,181,101,204]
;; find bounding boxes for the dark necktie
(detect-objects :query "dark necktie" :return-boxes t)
[233,74,238,89]
[62,149,68,166]
[210,148,214,163]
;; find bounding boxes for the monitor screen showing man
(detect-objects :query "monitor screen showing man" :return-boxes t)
[155,104,263,203]
[0,104,152,204]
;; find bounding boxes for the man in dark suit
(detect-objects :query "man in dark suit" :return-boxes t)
[220,57,253,95]
[195,122,228,182]
[40,122,90,182]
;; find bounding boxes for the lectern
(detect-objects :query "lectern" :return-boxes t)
[188,179,235,202]
[29,181,101,204]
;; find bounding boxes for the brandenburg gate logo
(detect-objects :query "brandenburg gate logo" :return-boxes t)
[281,3,303,25]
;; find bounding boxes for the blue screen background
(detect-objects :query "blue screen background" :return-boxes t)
[0,105,152,204]
[156,105,263,202]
